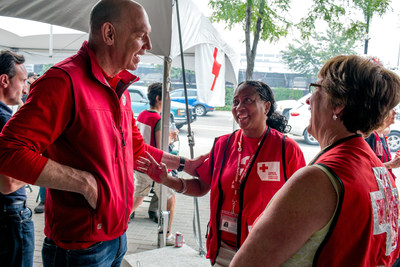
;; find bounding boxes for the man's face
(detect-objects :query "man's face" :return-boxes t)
[28,75,37,85]
[113,6,152,71]
[7,64,27,105]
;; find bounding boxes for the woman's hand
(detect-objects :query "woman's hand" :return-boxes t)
[136,151,168,184]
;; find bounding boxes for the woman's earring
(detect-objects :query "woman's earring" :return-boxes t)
[333,114,338,120]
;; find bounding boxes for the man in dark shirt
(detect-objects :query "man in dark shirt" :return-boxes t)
[0,50,34,267]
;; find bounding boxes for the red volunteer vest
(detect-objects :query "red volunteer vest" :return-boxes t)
[137,110,161,147]
[43,42,138,245]
[206,127,305,264]
[311,135,400,266]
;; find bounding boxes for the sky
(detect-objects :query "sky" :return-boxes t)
[1,0,399,69]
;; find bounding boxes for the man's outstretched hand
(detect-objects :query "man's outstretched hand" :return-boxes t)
[136,151,168,184]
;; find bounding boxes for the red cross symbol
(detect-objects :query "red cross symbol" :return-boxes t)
[259,163,268,173]
[210,47,221,91]
[371,167,399,256]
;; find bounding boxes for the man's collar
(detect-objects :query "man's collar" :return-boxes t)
[0,101,13,114]
[81,41,139,88]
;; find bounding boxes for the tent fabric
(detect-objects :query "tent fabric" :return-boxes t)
[0,0,239,86]
[195,44,226,107]
[0,0,239,250]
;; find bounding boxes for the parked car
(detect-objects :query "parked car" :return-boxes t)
[387,119,400,152]
[288,96,400,149]
[275,94,310,120]
[128,85,196,129]
[287,93,319,145]
[170,88,215,116]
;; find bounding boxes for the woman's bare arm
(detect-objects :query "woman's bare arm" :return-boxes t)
[231,166,337,267]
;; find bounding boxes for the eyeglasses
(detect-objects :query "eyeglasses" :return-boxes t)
[309,83,322,93]
[232,97,258,107]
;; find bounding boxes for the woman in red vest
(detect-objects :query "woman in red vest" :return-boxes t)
[230,55,400,267]
[365,109,400,180]
[138,81,306,266]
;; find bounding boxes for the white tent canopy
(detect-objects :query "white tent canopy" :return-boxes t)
[0,0,239,251]
[0,0,239,86]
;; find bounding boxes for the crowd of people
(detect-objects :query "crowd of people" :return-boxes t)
[1,0,400,267]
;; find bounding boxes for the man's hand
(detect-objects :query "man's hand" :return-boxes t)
[184,153,209,177]
[83,173,98,209]
[169,130,179,143]
[136,151,168,184]
[0,174,26,195]
[36,159,98,209]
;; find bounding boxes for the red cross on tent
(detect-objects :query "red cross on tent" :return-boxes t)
[210,47,221,91]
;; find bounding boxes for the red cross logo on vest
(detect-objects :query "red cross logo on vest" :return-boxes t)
[257,162,280,182]
[259,163,268,173]
[370,167,399,256]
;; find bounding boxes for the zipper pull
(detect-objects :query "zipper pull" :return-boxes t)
[120,126,126,147]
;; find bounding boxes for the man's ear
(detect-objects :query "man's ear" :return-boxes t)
[102,22,116,45]
[0,74,10,88]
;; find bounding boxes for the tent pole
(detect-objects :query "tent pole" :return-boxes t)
[158,56,173,248]
[175,0,206,256]
[49,25,53,58]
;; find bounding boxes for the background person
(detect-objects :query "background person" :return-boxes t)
[0,1,203,265]
[365,108,400,267]
[230,55,400,267]
[131,82,179,245]
[0,50,34,267]
[138,80,306,266]
[34,186,46,213]
[23,71,37,103]
[365,109,400,179]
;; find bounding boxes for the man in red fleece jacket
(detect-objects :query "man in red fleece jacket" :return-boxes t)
[0,0,202,265]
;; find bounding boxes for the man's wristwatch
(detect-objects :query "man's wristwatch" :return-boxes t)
[177,156,185,172]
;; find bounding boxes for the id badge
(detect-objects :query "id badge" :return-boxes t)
[220,210,238,235]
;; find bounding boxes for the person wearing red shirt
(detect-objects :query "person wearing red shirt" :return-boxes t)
[230,55,400,267]
[132,82,178,245]
[365,109,400,180]
[0,1,203,265]
[138,81,306,266]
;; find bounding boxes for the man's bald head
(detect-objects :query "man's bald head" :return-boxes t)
[87,0,151,75]
[89,0,144,38]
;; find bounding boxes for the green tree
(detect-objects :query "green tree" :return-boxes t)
[297,0,392,54]
[353,0,391,54]
[208,0,392,79]
[38,64,53,76]
[281,26,358,78]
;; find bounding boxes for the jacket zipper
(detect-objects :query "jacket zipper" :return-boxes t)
[110,83,132,232]
[119,125,129,231]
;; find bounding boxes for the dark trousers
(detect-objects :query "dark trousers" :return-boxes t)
[0,203,35,267]
[38,187,46,203]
